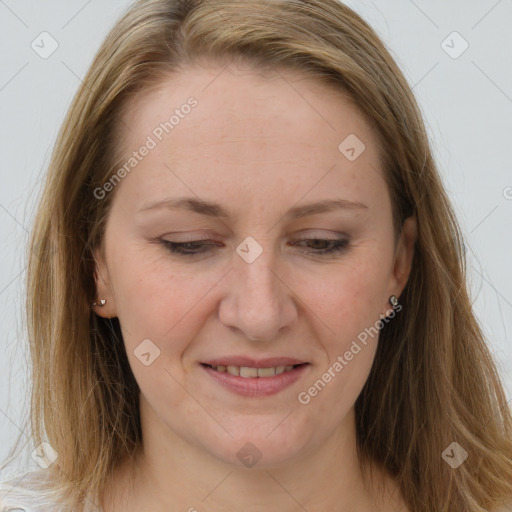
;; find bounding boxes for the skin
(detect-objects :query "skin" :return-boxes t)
[93,61,416,512]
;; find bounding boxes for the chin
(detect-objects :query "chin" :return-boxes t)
[199,420,317,470]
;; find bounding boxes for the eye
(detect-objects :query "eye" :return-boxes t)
[161,239,219,256]
[290,237,349,255]
[160,237,349,257]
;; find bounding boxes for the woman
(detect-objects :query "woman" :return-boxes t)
[1,0,511,511]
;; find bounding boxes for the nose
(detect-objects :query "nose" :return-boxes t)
[218,246,298,342]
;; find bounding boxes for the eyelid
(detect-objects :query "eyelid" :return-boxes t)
[159,234,350,258]
[163,228,350,238]
[162,233,215,242]
[290,229,350,238]
[160,231,351,246]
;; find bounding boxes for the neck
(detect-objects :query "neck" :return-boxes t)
[101,401,404,512]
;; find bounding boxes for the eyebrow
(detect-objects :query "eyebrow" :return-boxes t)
[137,196,368,219]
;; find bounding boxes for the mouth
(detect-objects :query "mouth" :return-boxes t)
[201,363,308,378]
[200,362,311,397]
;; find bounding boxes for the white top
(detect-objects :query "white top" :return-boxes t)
[0,470,102,512]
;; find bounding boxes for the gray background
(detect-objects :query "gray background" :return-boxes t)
[1,0,511,477]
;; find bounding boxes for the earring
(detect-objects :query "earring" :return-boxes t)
[389,295,399,308]
[92,299,107,307]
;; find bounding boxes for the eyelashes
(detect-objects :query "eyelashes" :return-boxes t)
[160,238,350,258]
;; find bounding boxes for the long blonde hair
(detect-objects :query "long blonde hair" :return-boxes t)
[4,0,512,510]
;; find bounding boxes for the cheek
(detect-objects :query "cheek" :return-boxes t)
[109,246,226,355]
[299,254,389,345]
[295,261,385,417]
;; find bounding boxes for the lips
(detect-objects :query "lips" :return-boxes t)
[203,363,305,377]
[201,357,307,368]
[200,356,311,397]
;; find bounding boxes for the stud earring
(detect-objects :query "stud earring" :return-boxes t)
[389,295,399,308]
[92,299,107,307]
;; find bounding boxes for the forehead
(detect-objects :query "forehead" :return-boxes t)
[114,63,387,215]
[121,63,377,143]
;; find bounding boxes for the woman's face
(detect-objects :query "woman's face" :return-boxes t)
[94,62,415,468]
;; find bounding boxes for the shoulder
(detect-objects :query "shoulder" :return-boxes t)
[0,469,62,512]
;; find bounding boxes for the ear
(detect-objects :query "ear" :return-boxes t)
[386,214,417,308]
[92,246,117,318]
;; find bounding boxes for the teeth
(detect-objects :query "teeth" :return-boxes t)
[210,364,299,377]
[226,365,239,376]
[257,367,276,377]
[240,367,258,377]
